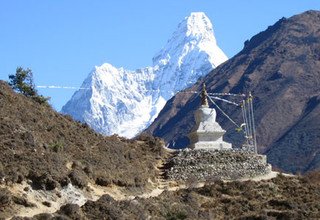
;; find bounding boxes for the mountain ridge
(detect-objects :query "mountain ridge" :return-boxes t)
[62,12,227,138]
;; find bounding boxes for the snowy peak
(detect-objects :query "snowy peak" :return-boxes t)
[184,12,215,40]
[172,12,215,41]
[62,12,228,138]
[153,12,226,68]
[152,12,227,100]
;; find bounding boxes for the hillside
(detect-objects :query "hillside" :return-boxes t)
[146,10,320,174]
[0,80,165,218]
[13,173,320,219]
[4,80,317,220]
[63,173,320,219]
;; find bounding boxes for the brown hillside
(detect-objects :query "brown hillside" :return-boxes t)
[146,10,320,173]
[0,80,165,190]
[34,173,320,219]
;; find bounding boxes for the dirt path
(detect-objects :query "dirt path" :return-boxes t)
[244,171,279,181]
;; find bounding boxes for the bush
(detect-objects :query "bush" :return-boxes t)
[0,189,12,207]
[32,94,50,105]
[49,141,64,153]
[165,211,187,220]
[303,170,320,184]
[59,203,83,219]
[68,170,88,188]
[95,176,111,186]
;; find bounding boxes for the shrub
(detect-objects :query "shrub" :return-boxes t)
[165,211,187,220]
[0,189,12,207]
[49,141,64,152]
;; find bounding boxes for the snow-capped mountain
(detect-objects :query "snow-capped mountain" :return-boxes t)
[62,12,228,138]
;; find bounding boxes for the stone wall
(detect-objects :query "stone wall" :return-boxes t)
[166,149,271,182]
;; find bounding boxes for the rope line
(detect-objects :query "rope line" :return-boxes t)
[208,95,241,106]
[207,92,245,97]
[250,97,258,152]
[37,86,89,90]
[243,100,251,144]
[241,103,249,144]
[241,96,257,153]
[207,95,240,128]
[247,98,253,143]
[36,86,245,97]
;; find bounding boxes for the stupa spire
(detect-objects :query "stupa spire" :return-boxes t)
[201,83,209,107]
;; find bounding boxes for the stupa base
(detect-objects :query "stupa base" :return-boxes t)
[189,141,232,150]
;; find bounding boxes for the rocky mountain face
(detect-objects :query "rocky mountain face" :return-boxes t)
[146,10,320,173]
[62,12,227,138]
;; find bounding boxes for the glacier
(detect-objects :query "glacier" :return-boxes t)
[62,12,228,138]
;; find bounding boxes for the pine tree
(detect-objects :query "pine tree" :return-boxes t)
[8,67,50,104]
[8,67,36,97]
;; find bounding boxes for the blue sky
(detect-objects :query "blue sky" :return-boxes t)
[0,0,319,110]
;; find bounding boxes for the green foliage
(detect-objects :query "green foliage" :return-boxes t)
[8,67,50,104]
[49,141,64,153]
[9,67,36,96]
[32,95,50,105]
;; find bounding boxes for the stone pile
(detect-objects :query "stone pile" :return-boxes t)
[166,149,272,182]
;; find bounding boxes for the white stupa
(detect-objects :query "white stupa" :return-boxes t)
[188,84,232,150]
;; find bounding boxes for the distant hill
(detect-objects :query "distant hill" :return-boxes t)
[146,10,320,174]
